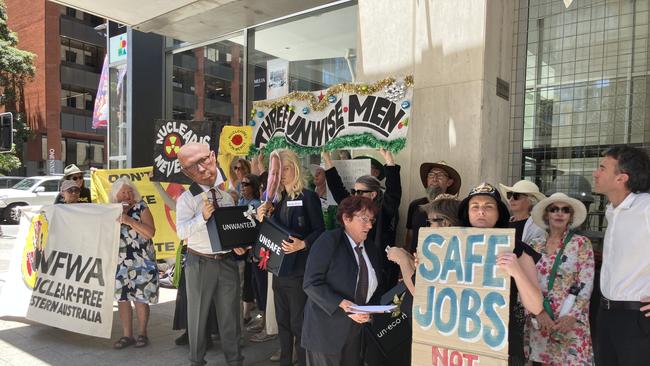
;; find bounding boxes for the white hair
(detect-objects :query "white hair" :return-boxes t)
[109,177,142,203]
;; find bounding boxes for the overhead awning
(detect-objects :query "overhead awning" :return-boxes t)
[48,0,342,43]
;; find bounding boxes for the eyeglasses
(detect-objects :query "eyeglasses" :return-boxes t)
[547,206,572,214]
[182,151,214,173]
[427,216,447,225]
[427,172,449,179]
[350,188,374,196]
[234,166,241,171]
[69,175,83,181]
[354,215,376,225]
[65,188,81,194]
[506,192,527,200]
[241,181,251,187]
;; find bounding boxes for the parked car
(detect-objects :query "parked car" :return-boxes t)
[0,176,26,189]
[0,175,87,224]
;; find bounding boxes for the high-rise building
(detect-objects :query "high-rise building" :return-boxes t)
[4,0,107,175]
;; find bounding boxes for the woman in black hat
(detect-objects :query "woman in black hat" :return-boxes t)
[54,164,91,204]
[458,182,544,366]
[322,148,402,289]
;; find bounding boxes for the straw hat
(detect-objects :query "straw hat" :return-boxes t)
[419,161,461,194]
[499,180,546,203]
[63,164,83,178]
[531,192,588,230]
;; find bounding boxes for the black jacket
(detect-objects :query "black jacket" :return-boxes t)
[302,228,383,354]
[270,188,325,277]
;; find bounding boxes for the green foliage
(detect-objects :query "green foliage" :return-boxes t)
[0,0,36,172]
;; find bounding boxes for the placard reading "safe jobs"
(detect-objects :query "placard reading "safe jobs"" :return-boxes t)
[412,227,514,366]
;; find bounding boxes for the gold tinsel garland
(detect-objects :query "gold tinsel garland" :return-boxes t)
[252,75,414,113]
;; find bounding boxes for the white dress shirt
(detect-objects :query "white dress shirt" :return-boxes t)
[345,233,378,304]
[522,216,547,244]
[176,183,234,254]
[601,192,650,301]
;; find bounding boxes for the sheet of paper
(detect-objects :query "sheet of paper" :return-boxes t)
[347,305,397,314]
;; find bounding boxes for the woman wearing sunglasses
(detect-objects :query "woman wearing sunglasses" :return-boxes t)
[500,180,547,245]
[526,193,594,365]
[321,148,402,289]
[54,164,91,204]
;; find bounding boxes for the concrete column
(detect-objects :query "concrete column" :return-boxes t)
[356,0,515,242]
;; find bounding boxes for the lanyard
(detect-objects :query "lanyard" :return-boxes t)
[543,231,573,319]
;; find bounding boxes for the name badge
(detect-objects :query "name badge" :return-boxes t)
[287,200,303,207]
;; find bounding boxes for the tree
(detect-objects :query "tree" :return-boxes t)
[0,0,35,173]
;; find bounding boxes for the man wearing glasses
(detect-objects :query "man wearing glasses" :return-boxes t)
[592,146,650,366]
[54,164,91,204]
[404,161,461,253]
[175,142,245,366]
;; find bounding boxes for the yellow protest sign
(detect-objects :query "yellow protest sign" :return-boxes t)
[91,167,187,259]
[412,227,514,366]
[219,125,252,156]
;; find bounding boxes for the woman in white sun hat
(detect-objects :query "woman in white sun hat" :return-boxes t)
[526,192,595,365]
[499,180,547,245]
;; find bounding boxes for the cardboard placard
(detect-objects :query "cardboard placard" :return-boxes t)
[212,205,259,250]
[253,219,296,276]
[412,227,514,366]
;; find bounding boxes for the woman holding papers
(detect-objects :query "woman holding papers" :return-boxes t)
[256,149,325,366]
[302,196,382,366]
[110,177,158,349]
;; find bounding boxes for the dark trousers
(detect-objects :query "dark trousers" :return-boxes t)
[242,261,255,303]
[306,323,364,366]
[273,275,307,366]
[596,307,650,366]
[251,262,268,312]
[186,254,242,366]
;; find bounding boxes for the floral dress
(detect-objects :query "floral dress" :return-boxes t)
[114,200,159,304]
[526,233,595,365]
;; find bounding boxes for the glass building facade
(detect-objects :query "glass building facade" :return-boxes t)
[510,0,650,248]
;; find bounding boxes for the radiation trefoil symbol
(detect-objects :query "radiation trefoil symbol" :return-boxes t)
[164,133,182,158]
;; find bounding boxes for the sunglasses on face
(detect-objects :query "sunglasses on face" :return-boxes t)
[350,189,374,196]
[427,216,447,225]
[506,192,527,200]
[547,206,572,214]
[241,181,250,187]
[234,166,241,171]
[69,175,83,181]
[65,188,81,194]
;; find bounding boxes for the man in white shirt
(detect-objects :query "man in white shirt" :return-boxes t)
[593,145,650,366]
[176,142,245,366]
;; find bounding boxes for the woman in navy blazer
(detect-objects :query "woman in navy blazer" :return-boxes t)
[257,149,325,366]
[302,196,382,366]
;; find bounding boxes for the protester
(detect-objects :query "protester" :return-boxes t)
[256,149,325,366]
[458,182,544,366]
[230,157,252,193]
[60,180,81,204]
[54,164,91,204]
[499,180,546,244]
[111,177,158,349]
[525,192,594,365]
[592,146,650,366]
[405,161,461,253]
[499,180,547,363]
[176,142,245,366]
[302,196,380,366]
[322,148,401,288]
[310,164,337,230]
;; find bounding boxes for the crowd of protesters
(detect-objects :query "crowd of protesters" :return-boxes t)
[51,143,650,366]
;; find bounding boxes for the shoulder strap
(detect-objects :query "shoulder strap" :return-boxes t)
[542,231,573,319]
[188,182,203,196]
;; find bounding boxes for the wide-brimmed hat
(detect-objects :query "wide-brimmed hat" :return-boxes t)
[60,180,79,192]
[63,164,83,178]
[354,156,385,180]
[531,192,587,230]
[419,161,461,194]
[458,182,510,228]
[499,180,546,203]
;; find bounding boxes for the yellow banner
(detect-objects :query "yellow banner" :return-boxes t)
[91,167,187,259]
[220,125,252,156]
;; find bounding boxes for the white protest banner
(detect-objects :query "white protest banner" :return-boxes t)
[412,227,514,366]
[266,58,289,99]
[326,159,370,206]
[25,204,121,338]
[0,206,43,317]
[249,75,413,155]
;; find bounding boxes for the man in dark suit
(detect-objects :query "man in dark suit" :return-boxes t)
[302,196,382,366]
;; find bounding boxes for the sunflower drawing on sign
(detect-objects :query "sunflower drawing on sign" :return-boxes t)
[21,212,49,289]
